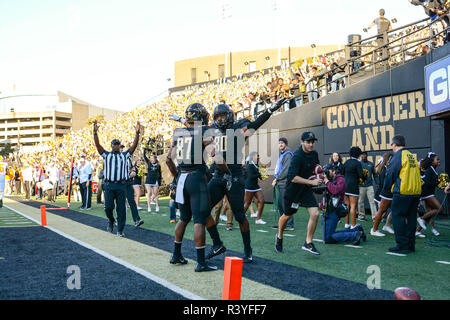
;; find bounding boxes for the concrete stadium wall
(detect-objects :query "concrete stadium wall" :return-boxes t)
[257,42,450,204]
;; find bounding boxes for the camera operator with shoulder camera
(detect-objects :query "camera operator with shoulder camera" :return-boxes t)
[321,164,367,245]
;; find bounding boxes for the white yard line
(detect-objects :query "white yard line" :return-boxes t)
[385,252,407,257]
[4,204,204,300]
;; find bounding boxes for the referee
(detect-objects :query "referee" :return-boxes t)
[93,120,141,237]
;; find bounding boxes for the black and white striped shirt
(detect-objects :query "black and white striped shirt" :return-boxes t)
[101,150,131,182]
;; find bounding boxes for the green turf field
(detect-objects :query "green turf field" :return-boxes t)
[12,194,450,299]
[0,205,38,227]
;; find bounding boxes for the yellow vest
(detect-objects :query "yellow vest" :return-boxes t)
[394,150,422,195]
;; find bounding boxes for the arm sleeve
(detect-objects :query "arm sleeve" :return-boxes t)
[383,152,401,194]
[246,110,272,131]
[143,151,149,164]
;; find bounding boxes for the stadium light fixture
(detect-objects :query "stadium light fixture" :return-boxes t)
[265,56,270,60]
[391,18,397,23]
[311,44,316,48]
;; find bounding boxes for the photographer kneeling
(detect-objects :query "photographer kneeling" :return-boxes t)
[321,164,367,245]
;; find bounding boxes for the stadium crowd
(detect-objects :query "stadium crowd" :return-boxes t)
[1,4,448,253]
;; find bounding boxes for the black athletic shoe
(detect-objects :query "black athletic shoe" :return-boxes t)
[117,231,125,237]
[135,220,144,228]
[271,225,278,229]
[0,199,3,208]
[243,248,253,263]
[354,225,367,242]
[195,263,218,272]
[206,243,226,260]
[388,246,413,254]
[352,231,362,245]
[170,253,188,265]
[107,221,114,233]
[275,235,283,253]
[301,242,320,255]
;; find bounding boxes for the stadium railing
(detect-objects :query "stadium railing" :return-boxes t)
[249,16,449,120]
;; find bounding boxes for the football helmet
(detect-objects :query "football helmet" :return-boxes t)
[213,104,234,130]
[185,103,209,125]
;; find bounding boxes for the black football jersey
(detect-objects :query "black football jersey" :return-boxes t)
[206,110,272,176]
[173,126,208,172]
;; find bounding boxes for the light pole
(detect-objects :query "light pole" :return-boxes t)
[220,1,233,78]
[270,0,282,66]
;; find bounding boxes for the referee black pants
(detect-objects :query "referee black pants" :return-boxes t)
[104,182,127,233]
[80,181,92,209]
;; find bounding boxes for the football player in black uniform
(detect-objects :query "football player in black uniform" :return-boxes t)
[204,97,287,263]
[166,103,232,272]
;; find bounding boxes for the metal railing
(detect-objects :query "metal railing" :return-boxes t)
[243,16,449,120]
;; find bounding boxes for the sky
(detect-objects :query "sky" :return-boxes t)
[0,0,427,112]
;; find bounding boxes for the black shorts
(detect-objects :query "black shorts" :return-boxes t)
[345,181,360,197]
[284,183,318,216]
[178,171,210,225]
[208,175,246,223]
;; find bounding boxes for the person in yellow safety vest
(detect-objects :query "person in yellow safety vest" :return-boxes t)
[382,135,422,254]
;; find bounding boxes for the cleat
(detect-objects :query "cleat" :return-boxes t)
[255,219,267,225]
[243,248,253,263]
[107,221,114,233]
[169,219,176,223]
[170,253,188,265]
[195,263,218,272]
[226,225,233,231]
[135,220,144,228]
[116,232,125,237]
[206,243,226,260]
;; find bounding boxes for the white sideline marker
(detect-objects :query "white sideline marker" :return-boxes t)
[284,234,295,237]
[436,261,450,265]
[256,229,268,233]
[4,204,204,300]
[313,239,324,243]
[344,245,362,249]
[386,252,407,257]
